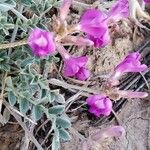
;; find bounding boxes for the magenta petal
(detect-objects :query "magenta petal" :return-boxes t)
[144,0,150,3]
[108,0,129,21]
[75,68,90,80]
[125,52,141,60]
[95,100,105,109]
[86,95,106,105]
[113,52,148,79]
[79,9,108,37]
[63,56,90,80]
[89,107,101,117]
[86,95,112,117]
[80,9,107,24]
[63,59,80,76]
[76,56,88,67]
[27,28,56,57]
[88,29,110,48]
[79,9,110,48]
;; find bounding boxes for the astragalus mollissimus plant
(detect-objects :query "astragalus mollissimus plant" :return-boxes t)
[0,0,149,149]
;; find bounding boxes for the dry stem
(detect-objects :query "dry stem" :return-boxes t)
[0,40,27,50]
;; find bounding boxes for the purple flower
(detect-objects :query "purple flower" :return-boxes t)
[63,56,90,80]
[28,28,56,57]
[108,52,147,86]
[78,9,110,48]
[88,29,110,48]
[92,126,125,141]
[144,0,150,3]
[79,9,107,37]
[110,52,148,85]
[108,0,129,21]
[115,52,147,74]
[86,95,112,117]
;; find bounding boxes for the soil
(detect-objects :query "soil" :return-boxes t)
[61,97,150,150]
[0,123,23,150]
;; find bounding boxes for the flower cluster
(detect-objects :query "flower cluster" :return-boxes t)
[87,51,148,117]
[27,0,148,118]
[109,52,148,86]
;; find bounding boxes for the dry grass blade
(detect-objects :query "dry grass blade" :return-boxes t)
[49,78,101,94]
[65,91,82,111]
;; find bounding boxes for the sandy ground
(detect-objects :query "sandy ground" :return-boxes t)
[109,98,150,150]
[61,97,150,150]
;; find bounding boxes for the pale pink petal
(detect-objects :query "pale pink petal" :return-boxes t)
[108,0,129,21]
[118,90,148,98]
[75,68,90,80]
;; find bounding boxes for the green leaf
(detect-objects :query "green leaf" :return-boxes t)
[0,1,16,12]
[56,116,71,128]
[5,23,14,29]
[38,81,49,89]
[20,57,34,68]
[59,128,71,141]
[18,0,33,6]
[0,51,10,71]
[19,98,29,114]
[49,105,65,115]
[55,94,65,104]
[8,91,16,106]
[3,108,11,124]
[5,76,14,89]
[50,91,65,104]
[32,105,43,121]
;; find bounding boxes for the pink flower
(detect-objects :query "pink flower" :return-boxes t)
[109,52,148,85]
[144,0,150,3]
[82,126,125,149]
[86,95,112,117]
[92,126,125,141]
[88,29,110,48]
[115,52,147,73]
[63,56,90,80]
[78,9,110,48]
[108,0,129,21]
[28,28,56,57]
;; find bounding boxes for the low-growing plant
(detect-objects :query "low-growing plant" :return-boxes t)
[0,0,149,149]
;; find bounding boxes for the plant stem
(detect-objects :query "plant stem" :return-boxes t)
[11,7,28,23]
[128,0,150,20]
[0,39,27,50]
[56,43,70,60]
[0,73,7,112]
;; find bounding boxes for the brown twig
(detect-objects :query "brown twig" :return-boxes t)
[49,78,103,94]
[0,39,27,50]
